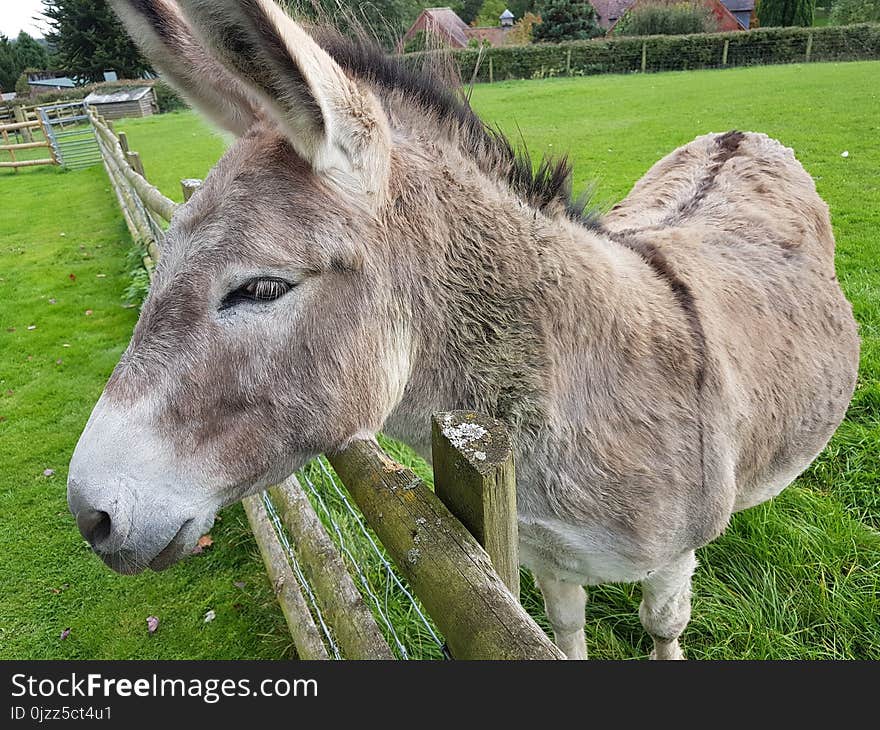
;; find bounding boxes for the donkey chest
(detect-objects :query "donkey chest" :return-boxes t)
[517,513,658,586]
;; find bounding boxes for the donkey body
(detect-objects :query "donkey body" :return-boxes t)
[68,0,859,659]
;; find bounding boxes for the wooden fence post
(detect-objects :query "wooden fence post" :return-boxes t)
[722,39,730,66]
[431,411,519,597]
[13,106,33,143]
[805,33,813,62]
[117,131,130,154]
[126,150,145,177]
[566,48,572,76]
[181,178,202,201]
[1,127,16,173]
[641,41,647,73]
[328,440,563,659]
[489,56,494,84]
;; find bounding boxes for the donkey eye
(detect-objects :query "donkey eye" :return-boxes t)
[221,277,293,310]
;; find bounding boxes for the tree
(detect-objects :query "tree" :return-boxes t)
[42,0,149,82]
[756,0,815,26]
[283,0,424,50]
[829,0,880,22]
[475,0,509,25]
[15,32,50,70]
[15,72,32,97]
[0,36,19,92]
[614,1,717,35]
[508,11,542,43]
[532,0,603,42]
[454,0,489,24]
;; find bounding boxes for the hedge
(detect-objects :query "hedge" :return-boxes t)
[429,23,880,81]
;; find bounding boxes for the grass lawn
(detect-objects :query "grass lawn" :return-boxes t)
[2,60,878,659]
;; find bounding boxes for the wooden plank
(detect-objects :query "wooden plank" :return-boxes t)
[0,158,55,168]
[0,119,42,132]
[328,440,563,660]
[269,475,394,659]
[243,495,330,660]
[431,411,519,598]
[0,141,50,151]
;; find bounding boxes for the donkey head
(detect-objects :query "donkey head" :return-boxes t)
[67,0,412,573]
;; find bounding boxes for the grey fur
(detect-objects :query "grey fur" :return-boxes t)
[69,1,859,658]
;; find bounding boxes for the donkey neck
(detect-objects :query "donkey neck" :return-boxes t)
[381,155,654,457]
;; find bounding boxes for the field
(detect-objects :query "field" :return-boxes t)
[1,60,878,659]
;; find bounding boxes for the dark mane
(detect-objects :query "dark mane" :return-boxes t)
[314,30,596,226]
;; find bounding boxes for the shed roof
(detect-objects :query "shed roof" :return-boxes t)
[83,87,153,104]
[29,77,76,88]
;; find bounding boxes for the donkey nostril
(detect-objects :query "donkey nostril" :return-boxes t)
[76,510,112,547]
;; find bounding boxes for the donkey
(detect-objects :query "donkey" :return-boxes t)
[68,0,860,660]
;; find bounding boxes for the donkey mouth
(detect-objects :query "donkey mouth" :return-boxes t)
[148,518,196,572]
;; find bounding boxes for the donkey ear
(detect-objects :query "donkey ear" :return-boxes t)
[108,0,259,136]
[177,0,391,199]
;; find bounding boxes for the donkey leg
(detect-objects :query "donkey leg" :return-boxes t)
[639,551,697,660]
[534,573,588,659]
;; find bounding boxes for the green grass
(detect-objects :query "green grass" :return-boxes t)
[2,61,878,659]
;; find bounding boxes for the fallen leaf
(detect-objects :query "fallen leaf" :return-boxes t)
[50,583,69,595]
[146,616,159,634]
[204,609,216,623]
[55,359,63,365]
[43,468,55,477]
[27,356,32,361]
[0,417,6,423]
[63,343,70,348]
[5,390,13,396]
[233,581,246,590]
[27,325,36,330]
[6,327,14,332]
[84,310,93,316]
[60,232,66,237]
[96,274,106,278]
[60,628,71,640]
[68,274,76,282]
[197,534,214,549]
[841,150,850,158]
[48,298,56,304]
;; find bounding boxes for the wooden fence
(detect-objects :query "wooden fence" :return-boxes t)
[88,106,562,660]
[0,116,57,172]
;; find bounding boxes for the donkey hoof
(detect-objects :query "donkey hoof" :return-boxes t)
[650,640,685,660]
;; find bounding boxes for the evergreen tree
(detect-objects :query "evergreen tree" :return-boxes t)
[757,0,815,26]
[0,37,19,92]
[42,0,149,82]
[15,32,50,71]
[532,0,603,42]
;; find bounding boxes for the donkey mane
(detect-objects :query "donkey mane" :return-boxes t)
[313,29,597,225]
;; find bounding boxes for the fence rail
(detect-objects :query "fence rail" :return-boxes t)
[0,117,55,172]
[88,107,560,660]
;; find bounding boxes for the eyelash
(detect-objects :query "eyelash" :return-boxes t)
[220,277,294,310]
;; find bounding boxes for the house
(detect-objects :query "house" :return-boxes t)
[400,7,518,50]
[590,0,638,29]
[719,0,756,29]
[593,0,755,31]
[83,87,157,120]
